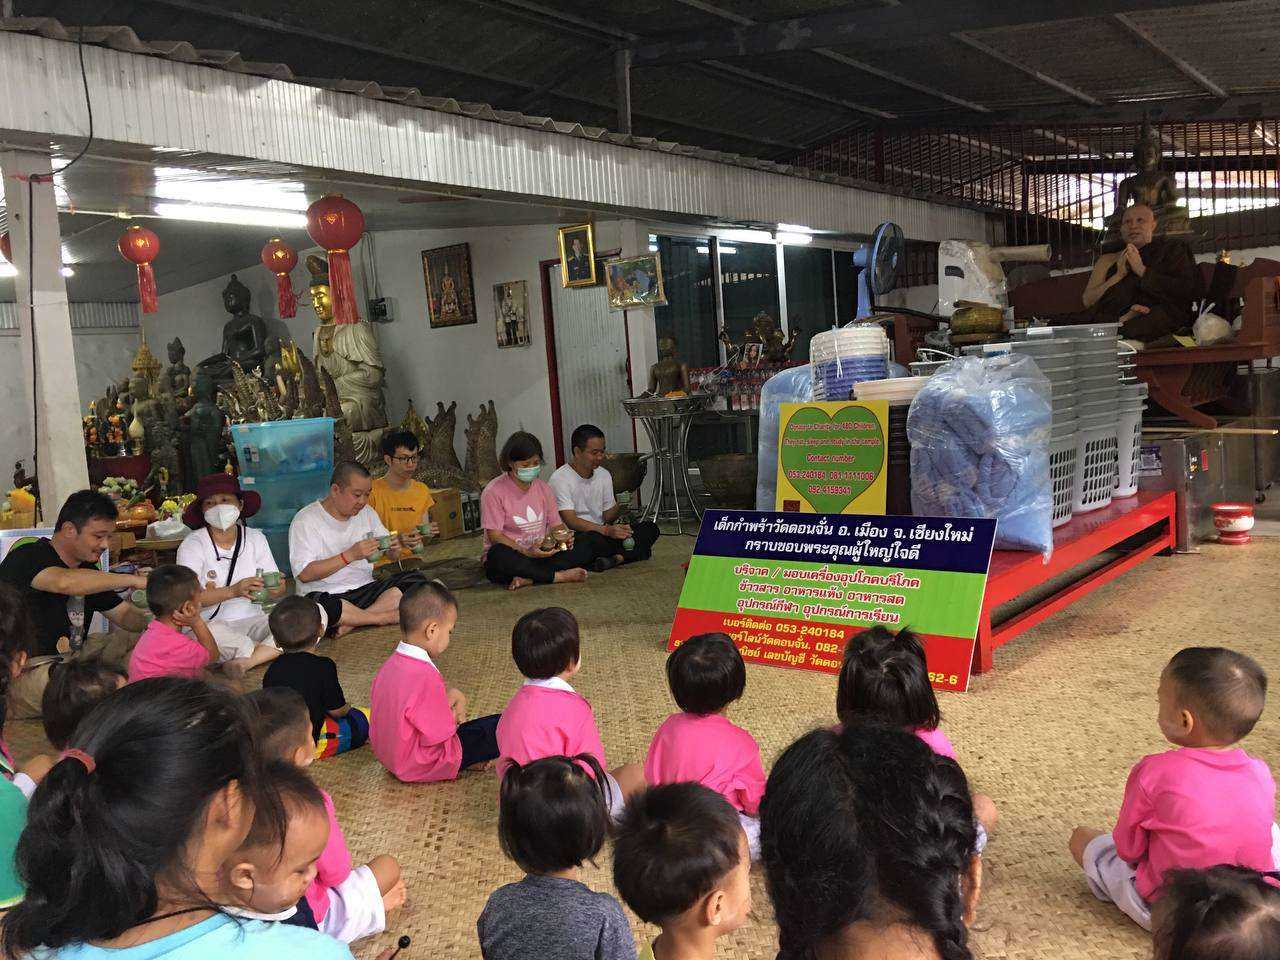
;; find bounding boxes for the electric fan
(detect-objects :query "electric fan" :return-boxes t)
[853,221,904,320]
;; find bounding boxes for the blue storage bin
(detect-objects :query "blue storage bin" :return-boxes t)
[251,521,295,577]
[242,468,332,528]
[232,418,335,478]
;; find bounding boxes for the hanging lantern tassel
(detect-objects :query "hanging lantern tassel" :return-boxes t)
[117,225,161,314]
[261,237,299,318]
[306,194,365,325]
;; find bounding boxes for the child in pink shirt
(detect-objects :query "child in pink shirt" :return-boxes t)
[248,686,404,941]
[645,633,766,860]
[370,581,500,783]
[127,565,219,683]
[496,607,644,820]
[836,625,998,841]
[1071,646,1280,931]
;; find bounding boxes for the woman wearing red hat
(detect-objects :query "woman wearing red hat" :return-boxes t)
[174,474,289,673]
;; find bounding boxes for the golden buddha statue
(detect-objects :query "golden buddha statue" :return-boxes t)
[648,334,691,397]
[307,255,388,467]
[1099,120,1193,252]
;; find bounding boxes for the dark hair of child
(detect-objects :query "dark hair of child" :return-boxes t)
[268,596,324,653]
[1166,647,1268,743]
[498,754,609,875]
[145,564,200,618]
[41,659,126,750]
[613,782,743,924]
[0,582,34,728]
[399,580,458,635]
[511,607,579,680]
[760,722,977,960]
[241,759,327,854]
[666,633,746,716]
[246,687,312,762]
[1154,865,1280,960]
[836,626,941,732]
[3,677,284,954]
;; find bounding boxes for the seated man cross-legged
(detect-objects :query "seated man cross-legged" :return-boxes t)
[549,424,659,571]
[289,461,426,636]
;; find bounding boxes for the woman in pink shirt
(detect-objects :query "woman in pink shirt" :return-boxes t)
[645,633,766,860]
[1071,646,1280,931]
[836,626,999,842]
[496,607,644,819]
[481,432,594,591]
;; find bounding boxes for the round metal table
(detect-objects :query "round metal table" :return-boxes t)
[622,394,709,535]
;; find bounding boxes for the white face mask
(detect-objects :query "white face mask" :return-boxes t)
[204,504,241,531]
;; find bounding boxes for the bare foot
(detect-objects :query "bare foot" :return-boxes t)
[507,577,533,591]
[334,623,356,638]
[1069,826,1105,867]
[554,567,588,583]
[470,759,496,772]
[381,878,407,914]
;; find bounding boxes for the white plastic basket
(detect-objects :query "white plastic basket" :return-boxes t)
[1072,423,1119,514]
[1050,433,1078,528]
[1114,405,1145,498]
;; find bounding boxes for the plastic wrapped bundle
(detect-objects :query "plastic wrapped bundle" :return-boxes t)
[755,364,813,510]
[906,354,1054,559]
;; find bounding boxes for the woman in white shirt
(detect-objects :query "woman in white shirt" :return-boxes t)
[175,475,288,674]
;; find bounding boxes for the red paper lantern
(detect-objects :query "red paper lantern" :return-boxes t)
[306,194,365,325]
[261,237,299,318]
[0,232,10,265]
[117,225,161,314]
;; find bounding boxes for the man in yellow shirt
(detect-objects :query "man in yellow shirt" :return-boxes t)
[369,431,439,556]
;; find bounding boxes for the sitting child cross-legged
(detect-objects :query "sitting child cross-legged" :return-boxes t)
[127,565,222,683]
[248,687,405,942]
[1152,865,1280,960]
[496,607,645,820]
[263,596,369,759]
[369,581,501,782]
[478,754,635,960]
[613,782,753,960]
[1070,646,1279,930]
[644,633,766,860]
[225,759,333,925]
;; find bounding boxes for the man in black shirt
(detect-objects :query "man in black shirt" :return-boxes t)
[0,490,148,716]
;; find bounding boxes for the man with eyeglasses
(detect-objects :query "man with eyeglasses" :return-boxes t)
[369,430,440,550]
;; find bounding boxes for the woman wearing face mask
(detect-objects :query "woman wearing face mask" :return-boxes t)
[480,432,596,591]
[175,474,288,673]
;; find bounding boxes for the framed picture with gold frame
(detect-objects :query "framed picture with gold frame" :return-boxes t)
[557,223,597,288]
[604,253,667,311]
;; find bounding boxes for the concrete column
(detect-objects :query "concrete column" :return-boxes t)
[1,150,89,521]
[617,220,659,456]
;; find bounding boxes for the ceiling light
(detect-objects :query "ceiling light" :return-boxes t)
[649,244,659,253]
[60,266,75,278]
[776,231,813,246]
[718,245,738,255]
[0,263,16,278]
[777,223,814,234]
[154,203,309,229]
[696,246,709,254]
[154,167,310,211]
[720,229,775,244]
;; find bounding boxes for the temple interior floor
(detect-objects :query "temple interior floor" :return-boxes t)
[8,533,1278,960]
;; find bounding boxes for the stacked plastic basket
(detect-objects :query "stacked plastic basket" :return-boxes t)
[809,325,889,400]
[1054,324,1122,515]
[1115,343,1148,498]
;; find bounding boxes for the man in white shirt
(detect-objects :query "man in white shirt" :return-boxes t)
[548,424,659,570]
[289,461,427,636]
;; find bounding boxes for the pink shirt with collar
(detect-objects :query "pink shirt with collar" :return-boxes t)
[913,726,958,761]
[128,619,212,683]
[495,678,606,781]
[305,790,352,923]
[1114,746,1276,901]
[369,642,462,783]
[645,713,766,815]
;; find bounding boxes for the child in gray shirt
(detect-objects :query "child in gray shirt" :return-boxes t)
[478,754,635,960]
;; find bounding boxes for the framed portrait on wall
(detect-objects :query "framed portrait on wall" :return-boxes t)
[557,223,597,288]
[494,280,530,348]
[422,242,477,328]
[604,253,667,311]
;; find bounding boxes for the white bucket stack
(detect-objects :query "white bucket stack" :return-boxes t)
[810,326,890,401]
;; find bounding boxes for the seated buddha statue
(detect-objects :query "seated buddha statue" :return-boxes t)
[647,334,691,397]
[1098,120,1193,252]
[196,275,269,386]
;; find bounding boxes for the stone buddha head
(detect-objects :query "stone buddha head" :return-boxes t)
[222,275,252,316]
[306,254,334,323]
[1135,121,1162,174]
[167,337,185,365]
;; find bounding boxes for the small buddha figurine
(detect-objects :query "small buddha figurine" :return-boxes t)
[162,337,191,397]
[197,275,269,386]
[185,370,225,480]
[648,335,691,397]
[1099,120,1193,252]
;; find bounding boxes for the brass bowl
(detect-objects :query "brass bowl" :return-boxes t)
[600,453,648,495]
[698,453,758,508]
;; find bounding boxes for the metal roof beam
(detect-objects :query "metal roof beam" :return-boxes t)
[951,33,1101,106]
[898,93,1280,127]
[1111,12,1227,98]
[631,0,1232,66]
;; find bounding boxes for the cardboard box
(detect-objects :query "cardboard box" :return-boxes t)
[429,488,465,541]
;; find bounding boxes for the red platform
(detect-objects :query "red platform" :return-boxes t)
[974,490,1176,675]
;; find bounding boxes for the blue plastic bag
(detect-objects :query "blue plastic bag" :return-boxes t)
[755,364,814,510]
[906,355,1053,559]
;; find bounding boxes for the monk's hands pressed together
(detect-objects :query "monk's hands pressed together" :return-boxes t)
[1123,243,1147,277]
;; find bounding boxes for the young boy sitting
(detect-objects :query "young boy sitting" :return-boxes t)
[127,565,221,683]
[247,688,406,942]
[263,596,369,759]
[225,759,332,925]
[613,782,752,960]
[369,581,500,783]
